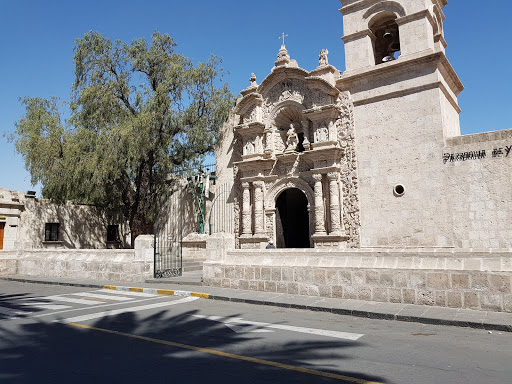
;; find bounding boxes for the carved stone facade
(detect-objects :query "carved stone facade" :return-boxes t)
[215,0,512,251]
[220,45,360,249]
[205,1,512,312]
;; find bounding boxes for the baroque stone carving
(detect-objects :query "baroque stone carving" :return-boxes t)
[264,79,312,112]
[285,122,299,152]
[319,49,329,66]
[336,92,360,247]
[314,122,329,143]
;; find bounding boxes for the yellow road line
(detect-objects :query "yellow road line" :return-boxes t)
[69,322,382,384]
[129,287,144,293]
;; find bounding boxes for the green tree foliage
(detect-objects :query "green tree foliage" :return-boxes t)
[13,31,234,245]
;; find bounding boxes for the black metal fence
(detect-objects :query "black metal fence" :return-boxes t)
[154,191,183,278]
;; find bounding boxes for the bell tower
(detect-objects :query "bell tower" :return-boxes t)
[337,0,464,248]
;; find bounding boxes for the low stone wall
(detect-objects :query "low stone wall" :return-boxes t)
[0,252,18,276]
[182,233,208,259]
[14,235,154,283]
[203,249,512,313]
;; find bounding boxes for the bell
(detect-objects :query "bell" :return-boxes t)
[383,28,393,39]
[390,42,401,52]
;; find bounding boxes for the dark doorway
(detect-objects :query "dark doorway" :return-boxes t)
[275,188,310,248]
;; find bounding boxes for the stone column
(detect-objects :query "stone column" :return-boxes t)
[265,209,275,242]
[301,119,311,150]
[312,173,326,234]
[327,172,342,235]
[264,126,274,155]
[253,181,265,236]
[241,182,252,236]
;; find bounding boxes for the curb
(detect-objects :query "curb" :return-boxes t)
[3,276,511,332]
[103,285,210,299]
[207,295,512,333]
[1,276,104,289]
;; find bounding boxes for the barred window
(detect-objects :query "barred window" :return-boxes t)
[44,223,60,242]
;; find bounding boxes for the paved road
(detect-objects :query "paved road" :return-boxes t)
[1,281,511,383]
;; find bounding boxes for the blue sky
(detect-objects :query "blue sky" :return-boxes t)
[0,1,510,194]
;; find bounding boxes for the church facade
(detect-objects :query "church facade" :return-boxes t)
[205,0,512,312]
[215,0,512,251]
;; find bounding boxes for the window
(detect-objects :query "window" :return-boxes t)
[107,224,120,242]
[44,223,60,242]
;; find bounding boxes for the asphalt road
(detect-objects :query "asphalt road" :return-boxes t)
[1,280,511,384]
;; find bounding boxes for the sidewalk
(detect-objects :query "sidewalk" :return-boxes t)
[2,273,511,332]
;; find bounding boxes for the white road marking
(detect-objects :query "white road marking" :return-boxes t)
[59,296,199,323]
[192,315,364,341]
[225,324,274,333]
[19,302,71,310]
[32,296,163,319]
[96,289,157,297]
[72,292,133,301]
[44,295,106,305]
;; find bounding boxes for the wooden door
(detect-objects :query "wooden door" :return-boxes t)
[0,222,4,250]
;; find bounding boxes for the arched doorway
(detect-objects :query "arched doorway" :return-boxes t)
[275,188,310,248]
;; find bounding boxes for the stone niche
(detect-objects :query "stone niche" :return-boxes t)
[228,46,361,250]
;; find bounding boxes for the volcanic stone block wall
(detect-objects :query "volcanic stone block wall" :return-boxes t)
[203,249,512,313]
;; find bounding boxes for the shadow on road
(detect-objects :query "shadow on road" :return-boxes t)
[0,308,389,383]
[0,293,51,320]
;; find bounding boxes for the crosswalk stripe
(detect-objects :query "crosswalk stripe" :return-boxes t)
[72,292,133,301]
[60,296,199,323]
[96,289,157,297]
[19,303,71,310]
[44,295,106,305]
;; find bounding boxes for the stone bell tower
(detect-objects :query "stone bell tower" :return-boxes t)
[337,0,464,248]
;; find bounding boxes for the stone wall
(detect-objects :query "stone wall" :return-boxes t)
[444,129,512,248]
[203,249,512,313]
[0,251,17,276]
[13,235,154,282]
[0,188,131,250]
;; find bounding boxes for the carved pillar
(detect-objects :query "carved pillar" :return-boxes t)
[241,182,252,236]
[301,119,311,150]
[312,174,326,234]
[264,126,274,155]
[265,209,275,242]
[253,181,265,236]
[327,172,342,235]
[328,120,336,142]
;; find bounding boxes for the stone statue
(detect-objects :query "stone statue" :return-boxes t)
[285,122,299,152]
[319,49,329,66]
[249,73,257,88]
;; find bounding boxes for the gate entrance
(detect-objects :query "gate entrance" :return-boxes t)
[154,192,183,278]
[275,188,310,248]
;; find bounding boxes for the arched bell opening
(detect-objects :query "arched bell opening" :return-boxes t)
[369,13,401,64]
[275,188,311,248]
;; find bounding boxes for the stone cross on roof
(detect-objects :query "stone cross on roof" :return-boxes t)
[279,32,288,46]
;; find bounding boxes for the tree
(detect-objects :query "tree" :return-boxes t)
[13,31,234,246]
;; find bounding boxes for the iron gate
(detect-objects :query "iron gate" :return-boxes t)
[154,192,183,278]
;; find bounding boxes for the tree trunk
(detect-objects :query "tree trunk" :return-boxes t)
[128,157,155,247]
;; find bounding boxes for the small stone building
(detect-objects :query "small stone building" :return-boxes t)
[0,188,130,250]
